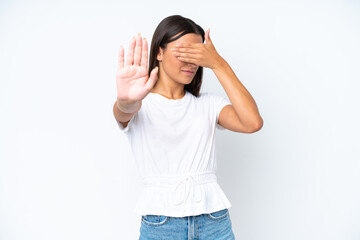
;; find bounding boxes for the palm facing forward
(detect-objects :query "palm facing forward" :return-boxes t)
[116,34,158,103]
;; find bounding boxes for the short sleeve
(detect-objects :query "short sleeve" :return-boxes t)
[213,93,231,130]
[116,111,138,133]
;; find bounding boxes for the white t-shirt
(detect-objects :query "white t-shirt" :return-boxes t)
[116,90,232,217]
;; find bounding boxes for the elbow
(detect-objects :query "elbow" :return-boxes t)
[249,117,264,133]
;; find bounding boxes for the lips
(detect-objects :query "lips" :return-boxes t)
[182,70,195,73]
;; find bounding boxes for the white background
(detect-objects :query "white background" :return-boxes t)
[1,0,359,239]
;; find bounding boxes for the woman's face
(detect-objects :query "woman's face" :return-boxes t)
[157,33,203,85]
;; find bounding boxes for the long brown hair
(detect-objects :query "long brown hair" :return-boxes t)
[148,15,205,97]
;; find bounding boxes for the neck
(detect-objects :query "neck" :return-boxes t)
[150,72,185,100]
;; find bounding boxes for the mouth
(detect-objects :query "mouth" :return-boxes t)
[181,70,195,75]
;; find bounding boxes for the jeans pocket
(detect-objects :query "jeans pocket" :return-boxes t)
[206,208,229,220]
[141,214,169,226]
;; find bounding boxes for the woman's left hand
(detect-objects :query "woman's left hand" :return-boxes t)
[171,29,224,70]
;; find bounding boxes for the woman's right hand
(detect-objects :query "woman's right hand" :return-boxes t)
[116,34,159,104]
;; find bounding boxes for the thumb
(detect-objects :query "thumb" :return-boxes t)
[205,28,211,44]
[145,66,159,91]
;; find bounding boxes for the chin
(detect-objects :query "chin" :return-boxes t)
[186,77,195,84]
[176,79,193,85]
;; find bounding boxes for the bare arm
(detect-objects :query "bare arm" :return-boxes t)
[113,100,141,128]
[114,33,158,128]
[170,29,263,133]
[213,59,263,132]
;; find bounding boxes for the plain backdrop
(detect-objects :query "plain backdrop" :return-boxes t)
[1,0,359,239]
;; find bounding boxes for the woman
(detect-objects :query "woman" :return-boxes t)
[113,15,263,240]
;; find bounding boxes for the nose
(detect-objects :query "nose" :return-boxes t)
[186,62,198,69]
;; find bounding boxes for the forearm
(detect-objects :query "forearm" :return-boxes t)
[113,99,141,123]
[212,58,263,129]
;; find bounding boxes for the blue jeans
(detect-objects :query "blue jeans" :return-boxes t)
[139,208,235,239]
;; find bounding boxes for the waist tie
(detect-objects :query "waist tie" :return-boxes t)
[141,170,217,215]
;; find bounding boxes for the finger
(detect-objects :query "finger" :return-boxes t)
[174,43,202,48]
[126,36,136,66]
[145,66,159,91]
[205,28,211,44]
[177,56,197,64]
[133,34,142,66]
[140,37,148,68]
[117,45,124,69]
[171,48,203,57]
[172,51,198,59]
[172,47,200,54]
